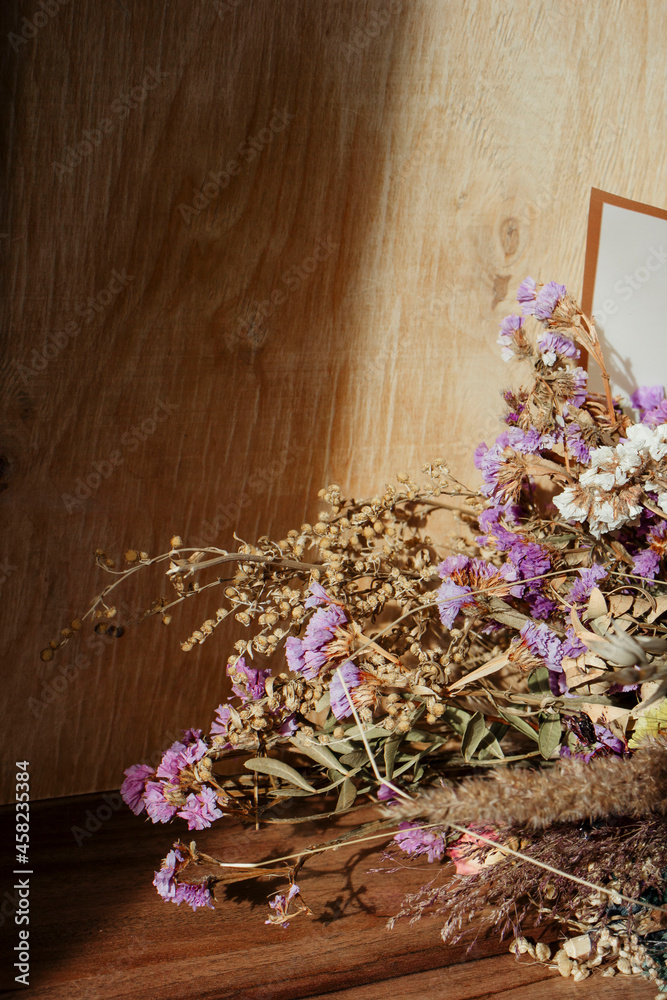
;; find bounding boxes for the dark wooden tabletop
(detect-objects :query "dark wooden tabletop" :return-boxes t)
[0,794,657,999]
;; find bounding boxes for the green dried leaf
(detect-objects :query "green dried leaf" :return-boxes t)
[538,713,561,760]
[340,750,369,767]
[404,728,441,742]
[335,777,357,813]
[548,533,579,547]
[344,725,388,742]
[440,704,472,736]
[461,711,487,762]
[528,666,550,695]
[496,708,539,743]
[477,722,507,760]
[383,733,404,780]
[244,757,317,792]
[289,736,348,774]
[315,690,331,713]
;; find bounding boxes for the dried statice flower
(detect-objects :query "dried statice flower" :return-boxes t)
[153,845,214,911]
[537,331,580,367]
[120,763,154,815]
[265,884,311,929]
[329,660,361,719]
[176,786,224,831]
[394,822,447,863]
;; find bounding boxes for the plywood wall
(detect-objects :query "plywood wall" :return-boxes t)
[2,0,666,801]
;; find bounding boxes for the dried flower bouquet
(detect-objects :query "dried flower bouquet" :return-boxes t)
[53,278,667,989]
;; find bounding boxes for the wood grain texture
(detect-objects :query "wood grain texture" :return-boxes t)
[0,797,656,999]
[2,0,667,801]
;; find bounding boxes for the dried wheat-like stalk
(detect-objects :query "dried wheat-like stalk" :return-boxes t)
[390,737,667,829]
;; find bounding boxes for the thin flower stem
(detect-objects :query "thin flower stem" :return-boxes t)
[579,312,615,423]
[200,823,418,869]
[167,551,321,577]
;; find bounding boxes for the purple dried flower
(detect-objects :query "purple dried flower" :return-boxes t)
[478,502,520,541]
[176,786,224,831]
[265,884,301,929]
[632,547,661,580]
[173,882,215,911]
[299,604,348,679]
[565,423,591,464]
[330,661,361,719]
[631,385,664,414]
[156,733,208,782]
[519,621,563,671]
[286,604,349,680]
[285,636,307,674]
[526,593,557,619]
[562,628,586,658]
[438,554,469,576]
[631,385,667,426]
[153,847,214,910]
[499,313,523,337]
[144,781,179,824]
[153,847,183,901]
[475,443,505,497]
[437,579,473,629]
[378,784,398,802]
[561,722,627,762]
[276,713,298,737]
[437,557,498,628]
[534,281,567,321]
[120,763,154,815]
[473,442,488,470]
[304,581,335,608]
[548,670,569,697]
[156,744,187,783]
[537,331,580,366]
[226,656,271,702]
[516,276,537,313]
[568,564,608,604]
[643,400,667,427]
[566,367,588,407]
[497,427,543,455]
[210,704,232,741]
[497,313,524,361]
[506,538,551,581]
[394,822,446,863]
